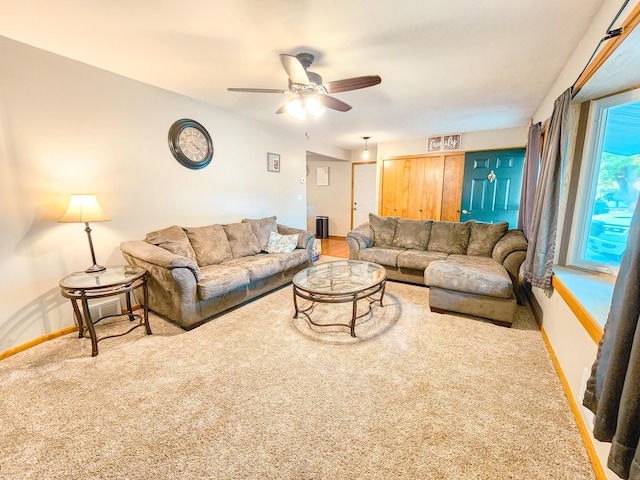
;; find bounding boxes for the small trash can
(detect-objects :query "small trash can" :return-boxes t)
[316,216,329,239]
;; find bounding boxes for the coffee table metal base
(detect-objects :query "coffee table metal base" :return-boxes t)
[293,281,386,337]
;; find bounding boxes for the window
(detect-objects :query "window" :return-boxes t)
[570,89,640,274]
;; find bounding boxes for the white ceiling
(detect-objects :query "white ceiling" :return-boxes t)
[0,0,608,150]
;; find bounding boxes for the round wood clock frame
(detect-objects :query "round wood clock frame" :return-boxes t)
[168,119,214,170]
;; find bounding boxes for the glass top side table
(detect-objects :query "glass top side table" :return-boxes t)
[59,265,152,356]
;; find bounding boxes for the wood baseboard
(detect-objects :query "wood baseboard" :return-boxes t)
[0,325,78,361]
[0,304,143,362]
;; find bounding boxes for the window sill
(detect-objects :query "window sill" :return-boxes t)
[551,266,614,343]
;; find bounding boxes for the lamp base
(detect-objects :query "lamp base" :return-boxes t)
[85,264,106,273]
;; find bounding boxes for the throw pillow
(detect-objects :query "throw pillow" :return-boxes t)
[223,222,262,258]
[466,221,509,257]
[146,225,197,262]
[427,221,472,254]
[183,224,233,266]
[242,216,278,251]
[392,218,433,250]
[369,213,398,247]
[265,231,299,254]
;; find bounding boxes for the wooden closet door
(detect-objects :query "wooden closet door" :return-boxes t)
[380,158,410,217]
[441,154,464,222]
[419,155,445,220]
[381,153,463,221]
[406,157,426,219]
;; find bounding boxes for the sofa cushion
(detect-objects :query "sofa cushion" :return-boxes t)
[223,255,284,281]
[466,221,509,257]
[392,218,432,250]
[427,221,471,255]
[146,225,197,263]
[197,264,251,300]
[242,216,278,251]
[359,246,404,267]
[369,214,398,247]
[425,255,513,299]
[265,231,299,254]
[183,224,233,266]
[223,222,262,258]
[268,250,310,271]
[397,249,449,271]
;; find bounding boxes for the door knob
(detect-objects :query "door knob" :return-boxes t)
[461,209,470,215]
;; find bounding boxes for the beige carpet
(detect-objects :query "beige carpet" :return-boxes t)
[0,279,594,479]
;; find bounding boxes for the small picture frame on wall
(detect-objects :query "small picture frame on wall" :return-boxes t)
[267,152,280,172]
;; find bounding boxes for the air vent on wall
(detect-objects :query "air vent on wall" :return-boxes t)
[75,298,122,325]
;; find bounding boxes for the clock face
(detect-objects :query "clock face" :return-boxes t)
[168,119,213,169]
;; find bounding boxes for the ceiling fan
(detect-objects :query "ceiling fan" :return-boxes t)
[227,53,382,119]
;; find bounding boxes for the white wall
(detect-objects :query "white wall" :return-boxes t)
[0,36,313,352]
[376,127,527,160]
[306,157,352,236]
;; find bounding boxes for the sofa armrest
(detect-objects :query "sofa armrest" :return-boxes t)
[277,224,314,261]
[346,223,374,260]
[492,230,528,264]
[492,230,528,290]
[120,240,201,281]
[503,250,527,292]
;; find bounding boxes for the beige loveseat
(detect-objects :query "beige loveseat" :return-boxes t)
[347,214,528,326]
[121,216,313,329]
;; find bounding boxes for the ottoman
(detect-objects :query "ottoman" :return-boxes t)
[424,255,516,327]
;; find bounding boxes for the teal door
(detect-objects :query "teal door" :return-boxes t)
[460,149,525,228]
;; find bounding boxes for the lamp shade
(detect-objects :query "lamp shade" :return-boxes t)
[59,195,110,223]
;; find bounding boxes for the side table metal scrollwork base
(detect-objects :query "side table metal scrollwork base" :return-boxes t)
[60,265,152,356]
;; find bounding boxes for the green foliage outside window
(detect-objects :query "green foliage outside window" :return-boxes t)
[595,152,640,212]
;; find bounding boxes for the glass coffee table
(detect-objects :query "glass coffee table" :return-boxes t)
[292,260,386,337]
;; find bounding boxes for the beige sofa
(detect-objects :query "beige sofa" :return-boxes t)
[121,216,313,329]
[347,214,528,326]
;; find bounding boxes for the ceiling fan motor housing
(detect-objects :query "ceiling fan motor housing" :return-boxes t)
[295,52,315,69]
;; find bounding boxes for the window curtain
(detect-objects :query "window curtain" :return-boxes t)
[517,122,542,239]
[520,88,572,289]
[583,198,640,480]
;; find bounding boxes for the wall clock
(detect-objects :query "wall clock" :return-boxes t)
[168,119,214,169]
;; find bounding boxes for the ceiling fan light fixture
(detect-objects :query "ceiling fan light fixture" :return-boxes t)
[306,96,325,119]
[285,96,325,121]
[285,98,307,120]
[362,136,370,159]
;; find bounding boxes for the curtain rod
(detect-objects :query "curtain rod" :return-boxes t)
[571,0,631,95]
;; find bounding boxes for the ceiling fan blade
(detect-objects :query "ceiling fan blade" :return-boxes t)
[275,103,287,114]
[317,95,352,112]
[323,75,382,94]
[280,54,310,85]
[227,87,288,93]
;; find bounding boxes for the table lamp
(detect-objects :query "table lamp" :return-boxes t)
[59,194,110,273]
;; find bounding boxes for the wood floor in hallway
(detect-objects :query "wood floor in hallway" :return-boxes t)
[319,237,349,259]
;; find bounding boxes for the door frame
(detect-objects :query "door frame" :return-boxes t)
[351,161,378,229]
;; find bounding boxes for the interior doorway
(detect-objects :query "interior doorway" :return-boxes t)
[352,162,377,228]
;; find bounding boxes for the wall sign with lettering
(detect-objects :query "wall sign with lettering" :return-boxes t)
[427,134,462,153]
[316,167,329,186]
